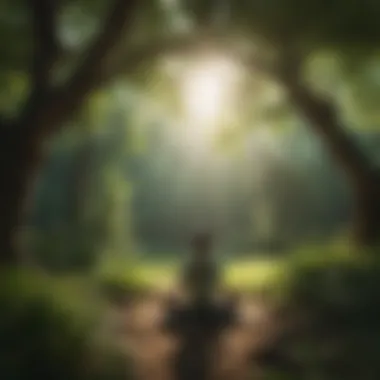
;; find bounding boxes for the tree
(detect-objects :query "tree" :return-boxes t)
[2,0,380,268]
[0,0,139,264]
[27,94,137,271]
[179,0,380,247]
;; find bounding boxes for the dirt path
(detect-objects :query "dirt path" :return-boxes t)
[107,292,279,380]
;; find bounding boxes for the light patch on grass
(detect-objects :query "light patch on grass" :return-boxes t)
[134,261,177,289]
[135,257,287,292]
[224,258,286,291]
[47,257,289,305]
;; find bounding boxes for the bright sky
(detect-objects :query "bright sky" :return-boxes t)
[179,55,243,145]
[161,53,245,152]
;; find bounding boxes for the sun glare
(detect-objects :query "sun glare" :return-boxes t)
[181,57,241,124]
[182,62,226,123]
[165,54,244,149]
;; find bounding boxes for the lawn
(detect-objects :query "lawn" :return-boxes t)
[134,256,286,291]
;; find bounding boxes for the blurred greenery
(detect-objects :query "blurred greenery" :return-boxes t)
[0,268,134,380]
[2,0,380,262]
[28,112,366,267]
[253,244,380,380]
[2,0,380,379]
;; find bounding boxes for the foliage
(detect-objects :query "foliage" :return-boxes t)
[29,93,136,272]
[0,268,133,380]
[30,107,380,265]
[183,0,380,49]
[94,257,151,304]
[260,244,380,380]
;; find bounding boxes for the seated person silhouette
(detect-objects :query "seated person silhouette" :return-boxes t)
[165,234,237,380]
[181,232,219,307]
[163,233,235,334]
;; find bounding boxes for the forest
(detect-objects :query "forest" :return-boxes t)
[1,1,380,379]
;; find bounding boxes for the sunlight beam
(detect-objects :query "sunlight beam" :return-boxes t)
[177,55,243,147]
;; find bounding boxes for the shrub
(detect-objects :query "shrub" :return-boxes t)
[261,245,380,380]
[0,268,133,380]
[94,259,150,305]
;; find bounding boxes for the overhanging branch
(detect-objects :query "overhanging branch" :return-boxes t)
[28,0,60,91]
[107,32,209,81]
[270,49,375,185]
[58,0,138,104]
[107,31,275,84]
[22,0,138,136]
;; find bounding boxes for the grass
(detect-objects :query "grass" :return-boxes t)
[127,246,380,380]
[3,243,380,380]
[224,258,286,291]
[130,256,287,292]
[49,242,376,297]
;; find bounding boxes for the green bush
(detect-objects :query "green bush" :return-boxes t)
[0,269,133,380]
[94,259,150,305]
[261,245,380,380]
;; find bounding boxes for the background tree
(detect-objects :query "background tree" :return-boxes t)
[3,0,380,267]
[192,0,380,246]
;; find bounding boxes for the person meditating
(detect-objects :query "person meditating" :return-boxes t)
[181,232,219,306]
[164,233,236,380]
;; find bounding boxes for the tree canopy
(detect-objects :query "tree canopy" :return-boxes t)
[2,0,380,266]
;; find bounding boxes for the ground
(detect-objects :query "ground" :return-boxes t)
[93,249,380,380]
[102,287,282,380]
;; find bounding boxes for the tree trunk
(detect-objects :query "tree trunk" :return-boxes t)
[283,77,380,246]
[0,0,138,266]
[354,175,380,246]
[0,124,43,265]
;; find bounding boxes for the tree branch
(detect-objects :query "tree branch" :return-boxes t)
[56,0,137,106]
[271,49,376,186]
[22,0,138,136]
[106,31,270,85]
[107,32,209,82]
[28,0,60,91]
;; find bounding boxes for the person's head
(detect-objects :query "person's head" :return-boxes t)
[191,233,212,257]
